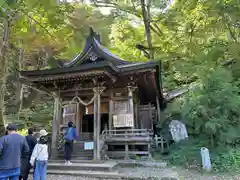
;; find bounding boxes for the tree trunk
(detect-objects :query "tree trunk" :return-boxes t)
[0,18,10,136]
[17,47,24,121]
[141,0,154,60]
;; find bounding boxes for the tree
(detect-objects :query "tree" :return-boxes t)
[169,68,240,147]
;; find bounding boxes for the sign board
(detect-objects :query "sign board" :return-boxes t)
[113,101,128,114]
[113,114,134,127]
[84,142,94,150]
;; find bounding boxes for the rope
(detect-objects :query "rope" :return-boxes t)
[70,94,97,106]
[69,87,106,106]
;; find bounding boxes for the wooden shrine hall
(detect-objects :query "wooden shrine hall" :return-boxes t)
[19,28,165,160]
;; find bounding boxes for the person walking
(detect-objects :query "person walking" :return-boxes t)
[64,122,78,165]
[19,128,37,180]
[30,129,48,180]
[0,124,29,180]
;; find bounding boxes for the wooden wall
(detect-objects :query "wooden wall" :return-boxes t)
[87,102,109,114]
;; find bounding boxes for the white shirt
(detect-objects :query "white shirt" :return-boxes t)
[30,144,48,166]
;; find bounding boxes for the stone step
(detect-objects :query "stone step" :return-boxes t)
[58,149,93,153]
[45,169,179,180]
[56,151,93,158]
[47,161,118,172]
[49,159,105,164]
[46,170,122,179]
[56,154,93,160]
[57,152,93,156]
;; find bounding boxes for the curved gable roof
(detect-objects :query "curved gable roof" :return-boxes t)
[58,27,130,67]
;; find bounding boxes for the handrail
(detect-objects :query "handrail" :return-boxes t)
[102,129,153,141]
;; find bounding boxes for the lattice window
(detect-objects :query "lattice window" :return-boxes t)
[62,104,77,125]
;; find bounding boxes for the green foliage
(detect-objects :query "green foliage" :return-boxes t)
[154,138,205,168]
[160,68,240,172]
[179,68,240,147]
[211,147,240,173]
[154,139,240,173]
[6,101,53,131]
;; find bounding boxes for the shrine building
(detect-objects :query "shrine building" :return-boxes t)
[19,28,165,160]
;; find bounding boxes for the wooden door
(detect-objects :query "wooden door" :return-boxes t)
[137,104,153,130]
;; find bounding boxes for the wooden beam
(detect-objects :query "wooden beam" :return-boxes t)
[22,70,105,82]
[104,71,116,83]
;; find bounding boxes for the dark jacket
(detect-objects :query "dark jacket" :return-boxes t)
[0,133,29,170]
[23,135,37,158]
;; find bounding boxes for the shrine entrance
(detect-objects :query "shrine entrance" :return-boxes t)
[81,113,109,139]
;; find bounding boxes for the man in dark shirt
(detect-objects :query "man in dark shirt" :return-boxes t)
[19,128,37,180]
[0,124,29,180]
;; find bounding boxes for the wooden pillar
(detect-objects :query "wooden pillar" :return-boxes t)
[156,96,161,122]
[93,87,101,160]
[128,86,134,129]
[51,94,61,159]
[128,86,134,114]
[93,89,98,160]
[76,103,81,135]
[108,91,113,131]
[97,89,101,160]
[148,142,152,160]
[135,105,138,129]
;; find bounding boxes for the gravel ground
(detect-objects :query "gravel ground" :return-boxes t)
[27,168,240,180]
[28,175,99,180]
[176,168,240,180]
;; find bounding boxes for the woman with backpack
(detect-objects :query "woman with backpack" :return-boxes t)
[30,129,48,180]
[64,122,78,165]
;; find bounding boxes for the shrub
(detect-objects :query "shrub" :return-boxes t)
[212,147,240,173]
[155,68,240,172]
[180,68,240,147]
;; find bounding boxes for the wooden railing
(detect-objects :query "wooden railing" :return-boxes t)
[153,135,169,153]
[101,129,153,160]
[103,129,153,138]
[79,132,94,141]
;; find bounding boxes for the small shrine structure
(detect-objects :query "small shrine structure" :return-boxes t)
[19,28,165,160]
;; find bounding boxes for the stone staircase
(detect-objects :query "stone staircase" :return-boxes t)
[46,160,122,179]
[43,160,179,180]
[48,160,117,171]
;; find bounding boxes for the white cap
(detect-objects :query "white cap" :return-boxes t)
[39,129,48,137]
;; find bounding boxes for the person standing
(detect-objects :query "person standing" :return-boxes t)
[0,124,29,180]
[30,129,48,180]
[64,122,78,165]
[19,128,37,180]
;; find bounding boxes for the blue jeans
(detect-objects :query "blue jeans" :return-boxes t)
[0,168,20,180]
[34,160,47,180]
